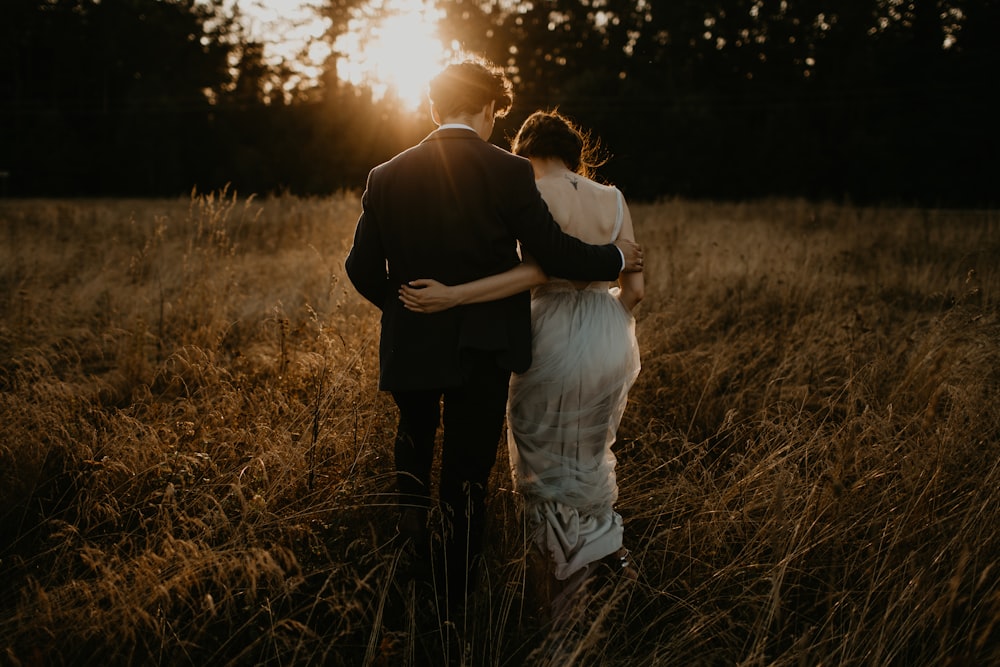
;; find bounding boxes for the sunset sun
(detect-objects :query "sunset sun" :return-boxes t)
[335,0,454,110]
[231,0,455,109]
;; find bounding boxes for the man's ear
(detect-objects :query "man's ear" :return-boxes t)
[430,103,441,125]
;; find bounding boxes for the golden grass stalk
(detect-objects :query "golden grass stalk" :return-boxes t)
[1,193,997,666]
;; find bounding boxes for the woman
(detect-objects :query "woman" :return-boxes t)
[399,110,643,607]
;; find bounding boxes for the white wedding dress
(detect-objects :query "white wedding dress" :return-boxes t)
[507,189,641,581]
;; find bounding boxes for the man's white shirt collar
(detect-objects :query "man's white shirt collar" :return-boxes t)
[436,123,477,132]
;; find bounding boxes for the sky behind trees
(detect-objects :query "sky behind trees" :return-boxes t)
[1,0,996,205]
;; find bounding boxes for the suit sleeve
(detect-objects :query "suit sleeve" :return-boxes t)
[345,182,390,309]
[503,159,622,281]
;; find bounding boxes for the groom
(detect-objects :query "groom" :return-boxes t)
[345,58,642,607]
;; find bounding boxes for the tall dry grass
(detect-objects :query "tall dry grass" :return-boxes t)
[0,192,998,666]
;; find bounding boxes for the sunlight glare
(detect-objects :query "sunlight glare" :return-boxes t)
[335,0,454,110]
[222,0,332,93]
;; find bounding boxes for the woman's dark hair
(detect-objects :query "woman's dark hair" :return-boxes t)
[510,110,606,179]
[428,58,513,120]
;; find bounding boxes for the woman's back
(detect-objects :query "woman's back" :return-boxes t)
[535,171,621,246]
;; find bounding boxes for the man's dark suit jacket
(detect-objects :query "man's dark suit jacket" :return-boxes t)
[345,127,623,392]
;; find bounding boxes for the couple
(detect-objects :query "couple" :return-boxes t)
[345,58,644,616]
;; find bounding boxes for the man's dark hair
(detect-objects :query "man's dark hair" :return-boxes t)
[428,58,513,119]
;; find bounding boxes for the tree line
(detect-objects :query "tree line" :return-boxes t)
[1,0,996,205]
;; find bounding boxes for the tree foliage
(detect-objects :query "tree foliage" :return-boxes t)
[441,0,996,204]
[1,0,996,205]
[1,0,236,194]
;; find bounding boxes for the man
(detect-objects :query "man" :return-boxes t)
[345,58,642,608]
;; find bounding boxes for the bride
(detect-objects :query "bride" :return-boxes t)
[399,110,643,608]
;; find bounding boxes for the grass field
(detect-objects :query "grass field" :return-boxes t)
[1,191,998,666]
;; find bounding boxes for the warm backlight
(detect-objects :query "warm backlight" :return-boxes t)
[334,0,454,110]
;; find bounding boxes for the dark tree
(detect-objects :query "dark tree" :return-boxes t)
[0,0,235,195]
[1,0,994,204]
[435,0,995,204]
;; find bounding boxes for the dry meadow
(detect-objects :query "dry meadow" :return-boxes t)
[1,191,998,666]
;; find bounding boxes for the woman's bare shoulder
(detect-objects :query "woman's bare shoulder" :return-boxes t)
[585,178,620,195]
